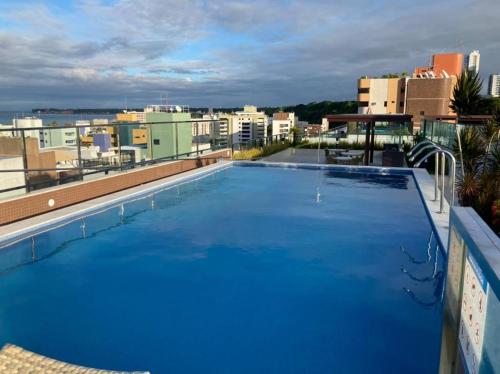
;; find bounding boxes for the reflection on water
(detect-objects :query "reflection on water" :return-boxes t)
[400,230,445,307]
[323,171,410,189]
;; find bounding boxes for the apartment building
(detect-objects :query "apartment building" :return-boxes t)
[12,117,42,142]
[357,77,407,114]
[220,105,268,146]
[405,76,457,130]
[488,74,500,97]
[144,108,192,159]
[40,127,78,148]
[465,50,480,74]
[271,112,295,137]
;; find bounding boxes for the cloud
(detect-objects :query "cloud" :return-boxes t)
[0,0,499,109]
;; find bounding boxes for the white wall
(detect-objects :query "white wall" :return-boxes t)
[369,79,389,114]
[0,156,26,198]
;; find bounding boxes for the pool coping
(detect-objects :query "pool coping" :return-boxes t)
[0,160,451,252]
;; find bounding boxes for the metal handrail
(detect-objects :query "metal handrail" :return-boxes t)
[407,139,436,157]
[413,143,457,213]
[408,143,440,162]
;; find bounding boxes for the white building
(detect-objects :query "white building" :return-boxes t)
[219,105,268,146]
[271,112,295,138]
[12,117,42,142]
[465,50,480,74]
[488,74,500,97]
[40,127,78,148]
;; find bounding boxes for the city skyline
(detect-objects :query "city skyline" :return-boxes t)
[1,0,499,110]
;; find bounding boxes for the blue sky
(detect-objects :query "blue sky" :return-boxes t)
[0,0,499,110]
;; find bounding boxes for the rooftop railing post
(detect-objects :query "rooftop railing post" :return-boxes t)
[440,151,445,213]
[364,122,370,166]
[434,153,439,201]
[369,121,375,163]
[196,121,199,155]
[76,126,83,181]
[175,122,179,160]
[115,124,122,171]
[148,123,154,162]
[21,129,30,192]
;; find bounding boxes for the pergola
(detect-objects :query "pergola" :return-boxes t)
[325,114,413,166]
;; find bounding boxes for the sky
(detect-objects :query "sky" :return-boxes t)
[0,0,499,110]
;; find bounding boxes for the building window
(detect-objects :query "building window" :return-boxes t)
[400,101,404,107]
[401,87,405,93]
[420,111,425,116]
[153,139,160,145]
[371,102,376,106]
[384,101,387,107]
[358,101,369,107]
[358,88,369,94]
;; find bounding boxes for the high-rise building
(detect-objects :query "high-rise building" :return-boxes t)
[357,77,407,114]
[488,74,500,97]
[220,105,268,146]
[465,50,480,74]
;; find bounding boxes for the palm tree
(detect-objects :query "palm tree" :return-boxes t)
[289,127,301,147]
[450,70,483,116]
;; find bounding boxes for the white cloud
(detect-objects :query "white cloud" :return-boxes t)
[0,0,499,109]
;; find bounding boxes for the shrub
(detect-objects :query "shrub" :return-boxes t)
[233,141,290,160]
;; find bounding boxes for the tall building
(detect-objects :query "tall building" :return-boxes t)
[220,105,268,146]
[488,74,500,97]
[405,76,457,130]
[357,77,407,114]
[465,50,480,74]
[271,112,295,137]
[413,53,463,78]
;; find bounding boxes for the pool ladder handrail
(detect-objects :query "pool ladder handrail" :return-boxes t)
[410,142,456,213]
[406,139,436,157]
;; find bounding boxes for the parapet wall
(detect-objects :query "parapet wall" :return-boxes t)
[0,149,231,225]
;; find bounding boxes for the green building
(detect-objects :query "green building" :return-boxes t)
[145,112,192,159]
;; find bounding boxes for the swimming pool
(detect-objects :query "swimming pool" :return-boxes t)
[0,163,445,373]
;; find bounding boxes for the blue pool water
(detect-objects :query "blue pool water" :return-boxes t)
[0,165,444,373]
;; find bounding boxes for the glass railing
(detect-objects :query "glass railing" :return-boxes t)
[422,120,457,149]
[0,120,230,199]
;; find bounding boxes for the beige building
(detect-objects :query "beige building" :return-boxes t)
[357,77,406,114]
[219,105,268,146]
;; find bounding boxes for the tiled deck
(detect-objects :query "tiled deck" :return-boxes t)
[0,344,149,373]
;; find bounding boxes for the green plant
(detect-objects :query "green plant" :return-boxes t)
[453,115,500,230]
[232,141,290,160]
[289,127,301,147]
[450,71,483,116]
